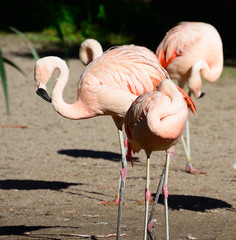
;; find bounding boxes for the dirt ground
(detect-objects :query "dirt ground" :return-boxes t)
[0,34,235,240]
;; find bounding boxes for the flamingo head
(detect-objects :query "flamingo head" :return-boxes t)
[34,57,54,103]
[188,85,205,99]
[188,61,207,99]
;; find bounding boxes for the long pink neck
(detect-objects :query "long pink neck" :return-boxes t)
[51,61,92,120]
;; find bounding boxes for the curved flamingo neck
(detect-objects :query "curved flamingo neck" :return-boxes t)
[148,80,187,140]
[201,59,223,83]
[79,39,103,66]
[50,59,92,120]
[189,59,223,86]
[188,59,223,98]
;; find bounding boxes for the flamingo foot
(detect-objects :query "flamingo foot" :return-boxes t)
[186,164,206,175]
[99,195,120,206]
[147,219,157,240]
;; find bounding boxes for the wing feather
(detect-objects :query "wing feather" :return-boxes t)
[156,22,203,68]
[83,45,169,95]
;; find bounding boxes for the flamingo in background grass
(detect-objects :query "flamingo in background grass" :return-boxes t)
[125,79,196,240]
[156,21,223,174]
[34,44,169,240]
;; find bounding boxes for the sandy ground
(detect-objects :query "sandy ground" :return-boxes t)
[0,34,236,240]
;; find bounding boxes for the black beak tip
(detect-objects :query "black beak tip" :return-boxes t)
[36,88,52,103]
[199,92,206,99]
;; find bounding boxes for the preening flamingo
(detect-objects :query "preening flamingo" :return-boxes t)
[34,44,169,239]
[125,79,196,240]
[156,21,223,174]
[79,38,103,66]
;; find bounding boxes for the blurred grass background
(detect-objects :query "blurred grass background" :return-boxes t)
[0,0,235,115]
[0,0,235,60]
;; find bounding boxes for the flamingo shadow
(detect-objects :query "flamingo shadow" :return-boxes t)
[0,225,78,236]
[154,194,233,212]
[0,179,82,191]
[57,149,139,163]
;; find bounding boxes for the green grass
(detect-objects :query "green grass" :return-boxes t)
[0,27,39,115]
[10,27,39,61]
[0,48,9,114]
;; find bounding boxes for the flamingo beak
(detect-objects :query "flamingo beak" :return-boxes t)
[36,88,52,103]
[198,92,205,99]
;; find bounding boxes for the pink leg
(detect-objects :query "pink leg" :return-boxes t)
[124,137,128,148]
[147,169,165,239]
[116,128,128,240]
[181,118,206,175]
[147,150,174,240]
[162,184,168,200]
[101,166,128,206]
[100,134,128,206]
[145,188,151,202]
[144,157,151,240]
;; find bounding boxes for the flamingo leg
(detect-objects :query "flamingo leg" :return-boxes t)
[144,156,151,240]
[116,128,127,240]
[181,120,191,167]
[115,176,121,203]
[101,132,128,205]
[182,118,206,174]
[113,133,128,204]
[181,92,206,174]
[114,132,128,203]
[147,168,165,240]
[163,151,171,240]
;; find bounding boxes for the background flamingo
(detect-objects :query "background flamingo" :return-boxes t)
[79,38,103,66]
[34,45,169,239]
[156,21,223,174]
[125,79,196,240]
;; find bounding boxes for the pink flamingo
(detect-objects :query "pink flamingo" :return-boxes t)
[79,39,135,205]
[156,21,223,174]
[34,44,169,239]
[79,38,103,66]
[125,79,196,240]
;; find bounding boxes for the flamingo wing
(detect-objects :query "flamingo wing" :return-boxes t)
[86,45,169,96]
[156,22,203,68]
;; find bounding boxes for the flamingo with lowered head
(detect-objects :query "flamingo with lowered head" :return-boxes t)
[125,79,196,240]
[34,44,169,239]
[156,21,223,174]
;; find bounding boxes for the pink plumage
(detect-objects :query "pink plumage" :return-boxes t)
[124,79,196,239]
[35,45,169,125]
[34,44,170,238]
[125,79,195,156]
[156,22,223,98]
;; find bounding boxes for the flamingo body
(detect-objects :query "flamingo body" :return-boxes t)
[125,79,195,155]
[35,45,169,126]
[156,22,223,174]
[34,44,169,240]
[124,79,195,239]
[156,22,223,98]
